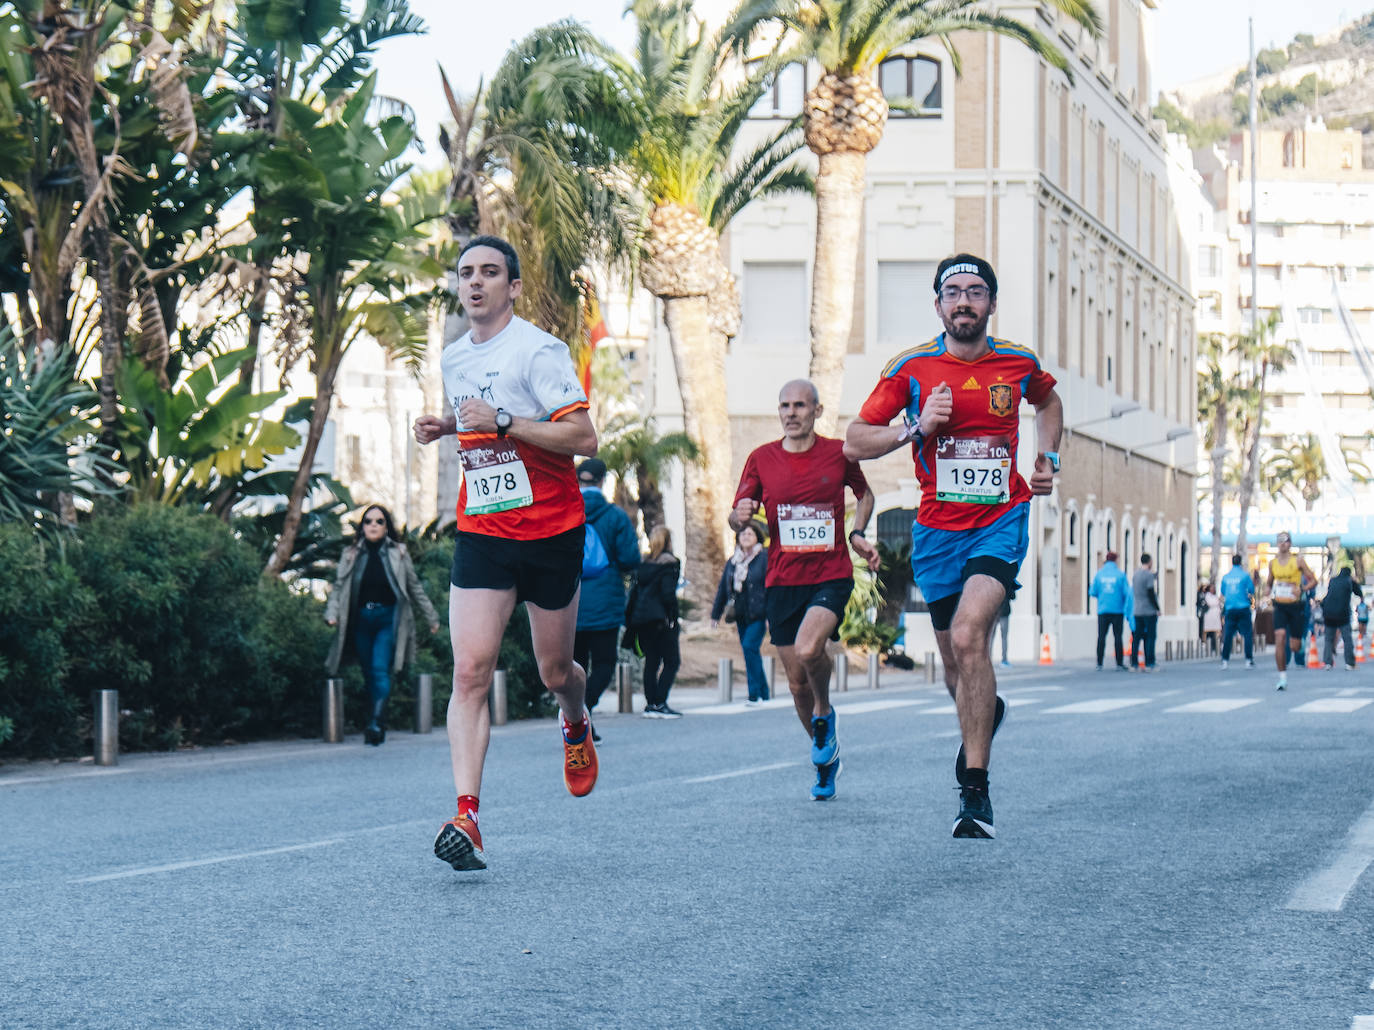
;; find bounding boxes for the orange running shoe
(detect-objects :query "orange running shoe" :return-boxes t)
[433,814,486,871]
[562,708,599,797]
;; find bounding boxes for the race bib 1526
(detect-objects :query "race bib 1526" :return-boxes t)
[775,503,836,552]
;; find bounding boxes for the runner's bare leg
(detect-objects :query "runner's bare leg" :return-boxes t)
[945,575,1006,770]
[447,586,518,797]
[776,606,841,730]
[526,584,588,723]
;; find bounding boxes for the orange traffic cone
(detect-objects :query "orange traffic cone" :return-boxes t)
[1357,634,1365,665]
[1307,630,1322,668]
[1039,632,1053,665]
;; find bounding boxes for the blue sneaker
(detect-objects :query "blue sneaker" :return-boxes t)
[810,710,838,766]
[811,759,842,800]
[955,695,1006,787]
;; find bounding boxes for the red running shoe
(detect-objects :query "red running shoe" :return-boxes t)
[433,814,486,871]
[562,709,599,797]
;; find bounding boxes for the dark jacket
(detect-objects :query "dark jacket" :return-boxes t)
[710,548,768,625]
[576,489,641,631]
[325,539,439,675]
[627,554,680,628]
[1321,569,1364,626]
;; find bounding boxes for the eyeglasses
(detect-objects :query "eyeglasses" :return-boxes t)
[939,284,990,303]
[363,517,385,526]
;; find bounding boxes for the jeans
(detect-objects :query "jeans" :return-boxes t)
[353,603,396,726]
[574,627,620,713]
[1323,621,1355,667]
[1130,615,1158,668]
[992,614,1010,663]
[1096,613,1124,666]
[736,619,769,700]
[1221,609,1253,662]
[639,622,681,707]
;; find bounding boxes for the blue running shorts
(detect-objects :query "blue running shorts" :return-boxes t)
[910,503,1030,607]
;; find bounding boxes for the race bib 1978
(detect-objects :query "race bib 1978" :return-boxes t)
[775,503,836,552]
[460,441,534,514]
[935,435,1012,504]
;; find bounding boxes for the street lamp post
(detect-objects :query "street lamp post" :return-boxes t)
[1065,401,1141,435]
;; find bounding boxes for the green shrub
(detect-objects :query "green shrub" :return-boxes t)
[244,576,336,739]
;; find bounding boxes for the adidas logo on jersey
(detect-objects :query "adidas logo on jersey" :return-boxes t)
[961,376,980,390]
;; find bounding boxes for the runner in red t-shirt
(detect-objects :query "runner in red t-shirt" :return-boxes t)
[413,236,600,872]
[731,379,877,801]
[845,254,1063,839]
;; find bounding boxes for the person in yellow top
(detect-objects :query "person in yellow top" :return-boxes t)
[1266,531,1317,691]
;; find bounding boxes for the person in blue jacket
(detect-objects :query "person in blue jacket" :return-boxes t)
[572,458,641,741]
[1089,550,1130,670]
[1218,554,1256,668]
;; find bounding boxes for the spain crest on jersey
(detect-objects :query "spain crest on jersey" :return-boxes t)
[988,383,1014,417]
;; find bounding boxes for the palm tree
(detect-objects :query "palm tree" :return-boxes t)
[1232,311,1287,556]
[726,0,1102,431]
[1263,434,1327,512]
[597,414,701,537]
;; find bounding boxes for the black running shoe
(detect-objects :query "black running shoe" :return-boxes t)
[955,695,1006,786]
[952,785,995,839]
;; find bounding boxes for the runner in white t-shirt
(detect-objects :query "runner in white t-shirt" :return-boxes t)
[414,236,599,873]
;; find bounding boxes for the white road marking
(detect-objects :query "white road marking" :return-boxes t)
[0,768,132,787]
[1286,798,1374,912]
[1291,698,1373,714]
[1005,697,1044,707]
[1042,698,1152,714]
[832,699,926,715]
[998,685,1066,694]
[1350,1015,1374,1029]
[1165,699,1262,714]
[684,761,797,784]
[71,839,342,884]
[918,704,957,715]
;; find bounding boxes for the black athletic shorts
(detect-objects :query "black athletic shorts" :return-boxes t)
[450,525,582,610]
[1272,601,1304,639]
[766,578,853,647]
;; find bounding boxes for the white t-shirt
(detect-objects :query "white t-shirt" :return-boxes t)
[440,315,588,539]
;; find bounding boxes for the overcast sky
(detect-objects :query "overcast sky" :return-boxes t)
[374,1,1371,161]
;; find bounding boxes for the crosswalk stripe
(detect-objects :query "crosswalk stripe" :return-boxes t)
[1291,698,1373,714]
[831,699,926,715]
[1042,698,1152,714]
[1165,699,1262,713]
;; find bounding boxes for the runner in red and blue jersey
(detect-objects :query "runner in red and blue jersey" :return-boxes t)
[845,254,1063,839]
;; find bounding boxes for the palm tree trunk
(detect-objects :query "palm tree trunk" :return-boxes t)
[1235,362,1269,558]
[265,360,339,577]
[90,223,125,443]
[808,150,867,436]
[637,471,664,540]
[661,294,730,609]
[1209,401,1227,579]
[236,273,271,392]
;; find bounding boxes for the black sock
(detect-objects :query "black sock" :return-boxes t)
[963,767,989,791]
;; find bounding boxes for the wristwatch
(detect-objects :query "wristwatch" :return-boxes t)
[494,408,513,438]
[1043,451,1060,472]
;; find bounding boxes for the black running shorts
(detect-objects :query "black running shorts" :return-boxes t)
[766,578,853,647]
[1271,601,1304,639]
[450,525,582,610]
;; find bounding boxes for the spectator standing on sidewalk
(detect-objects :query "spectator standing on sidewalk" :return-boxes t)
[627,526,683,718]
[1089,550,1130,670]
[1202,584,1222,654]
[711,520,771,703]
[1219,555,1255,669]
[1321,564,1363,670]
[990,596,1012,668]
[325,505,440,746]
[1130,554,1160,671]
[573,458,640,742]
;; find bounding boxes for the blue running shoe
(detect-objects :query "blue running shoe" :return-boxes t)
[811,759,842,801]
[810,710,838,766]
[955,695,1006,787]
[952,784,994,838]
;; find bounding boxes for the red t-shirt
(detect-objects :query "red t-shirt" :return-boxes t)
[733,436,870,587]
[857,334,1057,532]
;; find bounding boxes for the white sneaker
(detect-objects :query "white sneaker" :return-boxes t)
[1276,675,1287,691]
[1220,659,1229,670]
[1246,659,1255,668]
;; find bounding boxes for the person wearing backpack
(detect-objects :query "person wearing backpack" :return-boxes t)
[573,458,640,741]
[1321,563,1363,670]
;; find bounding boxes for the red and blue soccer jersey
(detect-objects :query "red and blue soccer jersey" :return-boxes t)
[857,334,1057,532]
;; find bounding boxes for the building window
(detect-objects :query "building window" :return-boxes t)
[1298,307,1324,325]
[877,260,937,346]
[879,56,941,115]
[1198,245,1222,278]
[749,62,806,118]
[742,262,808,346]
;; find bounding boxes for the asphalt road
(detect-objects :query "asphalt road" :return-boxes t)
[3,655,1373,1029]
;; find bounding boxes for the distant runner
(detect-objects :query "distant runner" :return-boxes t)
[1265,531,1316,691]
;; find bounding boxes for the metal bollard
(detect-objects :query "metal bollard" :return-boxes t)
[762,655,776,698]
[93,689,119,766]
[1165,641,1173,661]
[867,652,881,690]
[323,677,344,743]
[415,673,433,734]
[617,662,635,714]
[924,651,937,683]
[717,657,733,703]
[490,670,509,726]
[834,653,849,692]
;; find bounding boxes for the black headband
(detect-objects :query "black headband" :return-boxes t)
[937,261,993,290]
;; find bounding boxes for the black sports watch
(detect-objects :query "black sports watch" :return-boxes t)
[494,408,513,438]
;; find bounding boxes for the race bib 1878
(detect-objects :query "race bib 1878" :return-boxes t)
[775,503,836,552]
[460,441,534,514]
[935,435,1012,504]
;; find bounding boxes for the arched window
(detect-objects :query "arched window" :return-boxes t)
[879,55,942,116]
[1084,523,1095,612]
[1123,528,1132,570]
[1066,508,1079,557]
[1179,541,1189,608]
